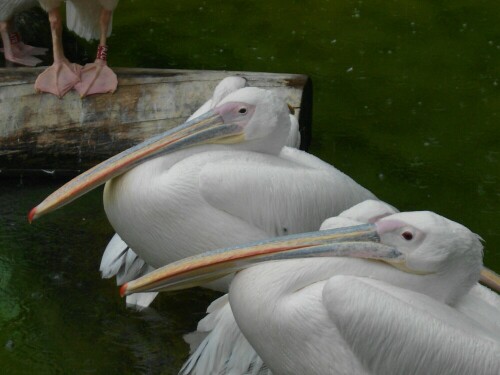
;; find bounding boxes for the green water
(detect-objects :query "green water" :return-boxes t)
[1,0,499,373]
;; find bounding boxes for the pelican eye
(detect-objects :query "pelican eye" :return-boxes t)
[402,231,413,241]
[238,107,247,114]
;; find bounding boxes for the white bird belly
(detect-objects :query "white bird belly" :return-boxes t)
[103,150,272,268]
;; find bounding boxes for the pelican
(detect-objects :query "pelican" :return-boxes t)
[29,81,378,308]
[100,76,252,307]
[0,0,48,66]
[99,77,303,308]
[35,0,119,97]
[122,206,500,375]
[98,76,300,302]
[180,199,400,375]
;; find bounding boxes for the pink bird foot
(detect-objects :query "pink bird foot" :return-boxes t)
[1,32,48,56]
[1,32,46,66]
[35,60,82,98]
[12,41,49,56]
[74,46,117,97]
[2,48,42,66]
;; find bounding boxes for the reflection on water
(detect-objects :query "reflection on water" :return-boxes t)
[1,0,499,373]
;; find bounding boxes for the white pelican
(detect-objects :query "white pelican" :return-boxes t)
[35,0,118,97]
[180,199,399,375]
[29,82,377,307]
[100,76,252,307]
[121,206,500,375]
[98,76,301,305]
[0,0,47,66]
[98,76,303,308]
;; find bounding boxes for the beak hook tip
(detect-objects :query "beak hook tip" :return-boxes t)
[28,207,37,224]
[119,283,128,297]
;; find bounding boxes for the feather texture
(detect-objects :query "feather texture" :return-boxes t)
[100,233,157,309]
[0,0,39,21]
[181,295,270,375]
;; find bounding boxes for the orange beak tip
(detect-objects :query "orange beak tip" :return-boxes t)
[28,207,37,224]
[119,283,128,297]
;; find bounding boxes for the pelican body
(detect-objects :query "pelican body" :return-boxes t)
[122,202,500,375]
[101,87,375,273]
[103,146,375,270]
[31,82,376,299]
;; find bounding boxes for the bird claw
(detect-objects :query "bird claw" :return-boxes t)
[34,61,82,98]
[74,60,117,97]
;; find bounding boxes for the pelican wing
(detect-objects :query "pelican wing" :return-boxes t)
[181,295,270,375]
[199,149,376,238]
[0,0,38,18]
[323,276,500,375]
[66,0,113,41]
[100,233,158,309]
[455,284,500,337]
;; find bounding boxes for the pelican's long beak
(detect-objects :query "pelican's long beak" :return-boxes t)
[29,110,245,222]
[120,223,404,296]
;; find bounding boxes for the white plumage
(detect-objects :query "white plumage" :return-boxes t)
[0,0,38,21]
[100,77,250,307]
[38,0,117,40]
[98,78,375,308]
[100,233,158,308]
[173,200,499,375]
[227,211,497,374]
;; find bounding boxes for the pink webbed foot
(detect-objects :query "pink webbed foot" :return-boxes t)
[74,45,117,97]
[74,59,117,97]
[0,32,47,66]
[35,60,82,98]
[14,42,49,56]
[2,49,42,66]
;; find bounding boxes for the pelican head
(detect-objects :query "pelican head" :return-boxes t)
[29,87,291,221]
[375,211,483,298]
[120,211,487,299]
[215,87,291,152]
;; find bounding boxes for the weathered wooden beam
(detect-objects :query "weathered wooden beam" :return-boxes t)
[0,67,312,175]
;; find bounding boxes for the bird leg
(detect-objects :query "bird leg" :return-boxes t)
[0,19,46,66]
[34,7,81,98]
[74,8,117,97]
[10,32,49,57]
[3,17,48,57]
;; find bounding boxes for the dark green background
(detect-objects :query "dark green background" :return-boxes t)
[1,0,498,373]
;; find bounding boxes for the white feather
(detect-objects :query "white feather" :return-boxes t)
[181,295,270,375]
[224,210,498,375]
[100,233,157,309]
[37,0,62,13]
[285,114,301,148]
[0,0,39,21]
[65,0,118,41]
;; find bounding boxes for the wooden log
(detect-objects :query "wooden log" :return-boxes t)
[0,67,312,175]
